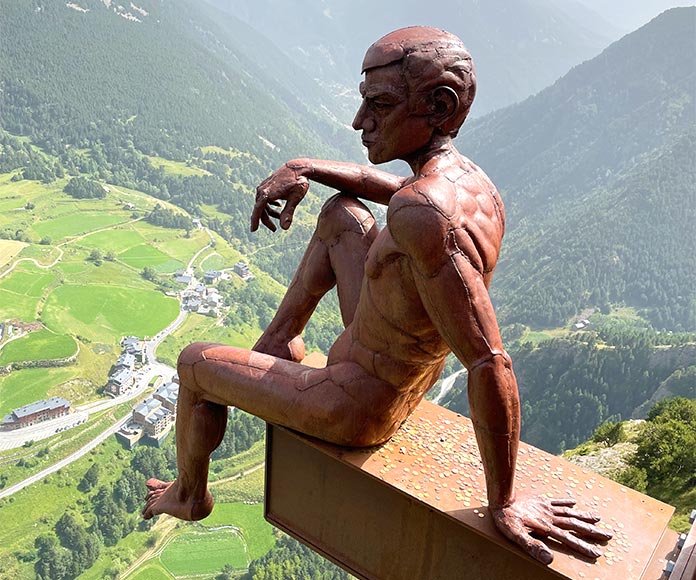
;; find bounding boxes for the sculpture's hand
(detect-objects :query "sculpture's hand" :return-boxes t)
[491,495,612,565]
[251,163,309,232]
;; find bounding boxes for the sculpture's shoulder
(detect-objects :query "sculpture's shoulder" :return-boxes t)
[386,176,456,274]
[387,156,505,277]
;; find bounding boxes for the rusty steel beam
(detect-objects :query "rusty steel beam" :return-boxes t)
[265,401,677,580]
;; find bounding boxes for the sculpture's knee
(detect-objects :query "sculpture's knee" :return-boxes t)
[317,194,375,244]
[177,342,220,390]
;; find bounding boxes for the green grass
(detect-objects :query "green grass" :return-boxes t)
[200,252,228,271]
[17,244,61,264]
[0,366,78,416]
[0,267,57,320]
[79,228,145,254]
[119,244,183,273]
[199,146,251,159]
[127,561,174,580]
[160,528,248,574]
[146,155,210,177]
[129,221,210,263]
[0,328,76,365]
[202,502,275,561]
[42,284,179,343]
[210,465,265,504]
[31,212,129,241]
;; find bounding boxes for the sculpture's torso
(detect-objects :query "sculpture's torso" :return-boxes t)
[328,150,506,401]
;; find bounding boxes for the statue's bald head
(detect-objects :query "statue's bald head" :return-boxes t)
[362,27,476,137]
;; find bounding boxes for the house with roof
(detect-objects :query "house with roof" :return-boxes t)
[1,397,71,430]
[233,261,254,281]
[204,270,223,284]
[114,352,136,371]
[106,368,136,397]
[154,382,179,413]
[117,394,176,448]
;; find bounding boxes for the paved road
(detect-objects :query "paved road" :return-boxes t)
[0,362,175,452]
[0,414,131,499]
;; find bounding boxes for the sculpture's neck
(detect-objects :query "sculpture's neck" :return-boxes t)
[406,135,455,175]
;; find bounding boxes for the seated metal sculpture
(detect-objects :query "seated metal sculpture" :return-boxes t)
[143,26,611,564]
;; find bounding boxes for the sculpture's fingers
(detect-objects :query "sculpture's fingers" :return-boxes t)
[266,206,281,219]
[260,209,277,232]
[549,498,576,507]
[553,517,613,541]
[250,201,264,232]
[547,528,602,559]
[496,518,554,565]
[517,532,554,565]
[552,506,600,523]
[279,181,308,230]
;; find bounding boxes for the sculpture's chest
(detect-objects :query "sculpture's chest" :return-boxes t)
[364,227,404,280]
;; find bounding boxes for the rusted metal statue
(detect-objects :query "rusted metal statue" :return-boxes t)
[144,27,612,564]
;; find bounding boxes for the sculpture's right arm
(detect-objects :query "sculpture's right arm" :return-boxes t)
[251,158,406,232]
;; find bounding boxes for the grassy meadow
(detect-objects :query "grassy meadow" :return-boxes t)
[0,328,77,365]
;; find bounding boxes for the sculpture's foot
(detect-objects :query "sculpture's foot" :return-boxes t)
[142,478,214,521]
[254,334,305,363]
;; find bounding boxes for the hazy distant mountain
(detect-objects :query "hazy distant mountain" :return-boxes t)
[461,7,696,331]
[208,0,619,116]
[575,0,695,32]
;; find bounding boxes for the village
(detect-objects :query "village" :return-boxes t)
[0,258,255,451]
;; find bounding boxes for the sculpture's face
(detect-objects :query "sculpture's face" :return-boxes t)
[352,63,433,165]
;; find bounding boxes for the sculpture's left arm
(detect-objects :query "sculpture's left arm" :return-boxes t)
[388,190,612,564]
[388,192,519,512]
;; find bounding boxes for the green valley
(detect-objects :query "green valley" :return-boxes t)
[0,1,693,578]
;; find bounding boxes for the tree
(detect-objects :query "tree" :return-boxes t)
[87,248,103,266]
[591,421,625,446]
[141,266,158,281]
[79,462,101,492]
[631,398,696,490]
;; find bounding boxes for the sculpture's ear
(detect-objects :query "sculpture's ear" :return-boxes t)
[428,86,459,135]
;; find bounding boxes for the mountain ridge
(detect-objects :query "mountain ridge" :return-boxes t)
[460,7,696,330]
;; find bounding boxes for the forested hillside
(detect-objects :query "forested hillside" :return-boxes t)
[0,0,359,301]
[440,312,696,453]
[0,0,354,161]
[462,7,696,331]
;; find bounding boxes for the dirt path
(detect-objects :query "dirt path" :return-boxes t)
[209,461,265,487]
[0,215,145,280]
[120,516,179,579]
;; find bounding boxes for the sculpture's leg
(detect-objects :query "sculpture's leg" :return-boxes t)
[143,342,399,521]
[143,365,226,521]
[254,194,377,361]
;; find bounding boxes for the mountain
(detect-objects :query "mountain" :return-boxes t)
[209,0,619,117]
[576,1,695,32]
[0,0,358,162]
[460,7,696,331]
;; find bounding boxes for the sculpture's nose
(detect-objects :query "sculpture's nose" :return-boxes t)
[352,102,375,133]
